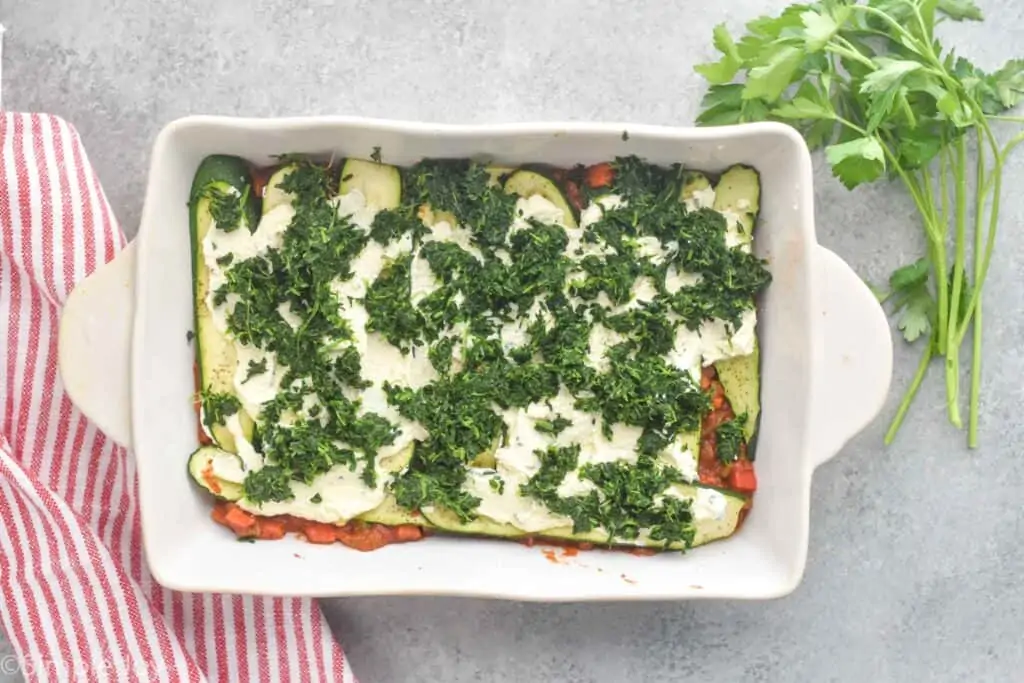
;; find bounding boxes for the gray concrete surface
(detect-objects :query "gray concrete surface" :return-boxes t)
[4,0,1024,681]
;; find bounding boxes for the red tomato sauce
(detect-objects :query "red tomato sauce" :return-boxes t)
[698,365,757,495]
[211,502,425,551]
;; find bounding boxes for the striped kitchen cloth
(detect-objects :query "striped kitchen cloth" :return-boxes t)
[0,112,357,682]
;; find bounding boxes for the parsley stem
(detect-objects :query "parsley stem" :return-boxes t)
[981,129,1024,196]
[879,140,942,244]
[825,44,875,70]
[968,303,982,447]
[880,147,949,363]
[968,127,989,449]
[939,145,950,251]
[937,146,952,347]
[918,166,948,358]
[833,116,868,137]
[848,5,926,53]
[943,136,969,429]
[954,117,1003,345]
[884,340,934,445]
[998,130,1024,170]
[909,3,933,45]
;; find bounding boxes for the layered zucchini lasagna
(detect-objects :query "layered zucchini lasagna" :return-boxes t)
[187,151,770,553]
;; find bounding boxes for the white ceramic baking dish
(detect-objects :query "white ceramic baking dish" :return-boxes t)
[57,116,892,601]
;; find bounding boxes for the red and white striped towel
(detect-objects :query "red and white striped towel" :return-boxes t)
[0,112,357,682]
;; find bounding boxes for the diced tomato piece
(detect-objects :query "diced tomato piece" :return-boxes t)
[302,522,339,545]
[334,523,385,552]
[251,166,273,200]
[728,460,758,494]
[565,180,583,212]
[256,519,286,540]
[698,468,724,488]
[335,522,427,552]
[391,525,425,543]
[223,505,258,536]
[699,438,716,466]
[211,502,231,526]
[584,163,615,189]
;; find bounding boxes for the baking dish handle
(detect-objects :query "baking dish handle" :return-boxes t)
[57,241,136,449]
[810,245,893,468]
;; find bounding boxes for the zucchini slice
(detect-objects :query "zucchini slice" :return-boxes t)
[262,164,297,214]
[503,170,578,228]
[690,486,747,547]
[420,506,526,539]
[712,165,760,239]
[710,164,762,449]
[538,484,746,549]
[360,495,429,527]
[680,171,712,204]
[469,451,497,469]
[715,344,760,444]
[338,158,402,209]
[378,443,415,473]
[189,155,258,451]
[468,435,502,469]
[673,429,701,475]
[485,165,516,188]
[190,155,260,230]
[188,446,244,501]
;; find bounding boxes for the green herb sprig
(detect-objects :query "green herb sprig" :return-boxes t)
[695,0,1024,447]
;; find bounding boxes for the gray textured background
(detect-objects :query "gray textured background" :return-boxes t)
[4,1,1024,681]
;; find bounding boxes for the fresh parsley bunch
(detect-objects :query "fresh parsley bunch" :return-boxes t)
[694,0,1024,447]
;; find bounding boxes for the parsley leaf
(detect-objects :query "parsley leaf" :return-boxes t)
[743,46,805,102]
[937,0,983,21]
[200,390,240,431]
[715,413,747,464]
[207,186,245,233]
[801,7,848,52]
[896,288,934,343]
[489,475,505,495]
[772,97,835,121]
[534,416,572,436]
[888,257,930,293]
[695,23,743,85]
[695,84,745,126]
[887,258,935,343]
[860,59,923,96]
[825,137,887,189]
[990,59,1024,110]
[242,358,268,383]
